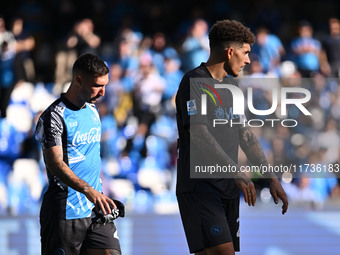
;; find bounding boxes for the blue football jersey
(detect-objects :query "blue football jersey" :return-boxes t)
[35,95,102,220]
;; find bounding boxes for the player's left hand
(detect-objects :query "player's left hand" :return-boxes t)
[269,178,288,215]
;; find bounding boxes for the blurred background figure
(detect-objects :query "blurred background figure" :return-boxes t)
[283,151,338,210]
[11,17,36,83]
[317,118,340,165]
[0,46,16,119]
[0,16,17,118]
[126,53,166,155]
[0,117,21,213]
[0,41,16,118]
[146,32,179,76]
[54,18,101,95]
[321,17,340,78]
[112,28,141,79]
[102,62,133,128]
[181,18,209,72]
[162,54,183,105]
[291,20,322,77]
[251,27,285,76]
[103,63,125,116]
[67,18,101,55]
[0,16,16,54]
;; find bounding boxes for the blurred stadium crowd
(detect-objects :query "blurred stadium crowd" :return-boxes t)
[1,0,340,215]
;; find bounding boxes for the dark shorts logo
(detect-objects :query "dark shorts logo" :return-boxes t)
[54,248,65,255]
[210,224,223,236]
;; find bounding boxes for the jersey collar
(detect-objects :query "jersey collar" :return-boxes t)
[60,93,85,111]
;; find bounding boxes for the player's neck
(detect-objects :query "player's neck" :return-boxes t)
[205,59,228,82]
[64,88,86,109]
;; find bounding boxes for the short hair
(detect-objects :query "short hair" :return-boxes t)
[209,20,255,50]
[72,53,109,78]
[329,17,340,25]
[298,20,312,28]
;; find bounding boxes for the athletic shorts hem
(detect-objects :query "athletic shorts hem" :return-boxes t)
[190,239,234,254]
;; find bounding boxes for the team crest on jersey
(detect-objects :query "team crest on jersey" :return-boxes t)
[69,121,78,128]
[91,115,99,125]
[187,99,197,115]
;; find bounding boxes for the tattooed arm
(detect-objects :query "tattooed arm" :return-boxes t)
[190,124,256,206]
[239,126,288,214]
[239,126,271,171]
[43,145,116,214]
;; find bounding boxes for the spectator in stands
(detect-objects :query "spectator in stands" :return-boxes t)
[102,63,124,114]
[317,118,340,165]
[11,17,36,82]
[0,117,21,213]
[67,18,101,55]
[162,50,183,103]
[321,17,340,78]
[102,62,133,126]
[252,27,285,75]
[113,29,141,79]
[0,16,16,54]
[0,41,16,118]
[147,32,179,76]
[291,21,321,77]
[97,100,120,160]
[181,19,210,72]
[0,16,17,118]
[132,53,165,137]
[54,18,101,95]
[123,53,166,158]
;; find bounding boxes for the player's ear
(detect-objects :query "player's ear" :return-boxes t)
[225,47,234,60]
[75,75,82,86]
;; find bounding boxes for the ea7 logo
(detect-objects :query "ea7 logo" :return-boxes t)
[201,84,311,116]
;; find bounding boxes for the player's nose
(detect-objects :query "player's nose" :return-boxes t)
[245,55,251,65]
[99,86,105,97]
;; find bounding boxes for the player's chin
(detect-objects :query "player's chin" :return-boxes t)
[90,97,100,103]
[233,68,243,77]
[231,71,239,77]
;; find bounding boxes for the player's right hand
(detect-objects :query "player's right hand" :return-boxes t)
[235,174,256,206]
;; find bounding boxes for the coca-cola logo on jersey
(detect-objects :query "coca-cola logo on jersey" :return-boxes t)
[72,127,101,146]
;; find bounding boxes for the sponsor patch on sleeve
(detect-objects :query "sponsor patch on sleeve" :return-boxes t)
[187,99,197,115]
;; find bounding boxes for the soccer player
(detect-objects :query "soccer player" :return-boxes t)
[175,20,288,255]
[35,53,121,255]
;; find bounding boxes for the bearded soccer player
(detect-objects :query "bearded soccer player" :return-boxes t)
[35,53,122,255]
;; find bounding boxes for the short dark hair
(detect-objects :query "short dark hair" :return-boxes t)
[72,53,109,77]
[209,20,255,50]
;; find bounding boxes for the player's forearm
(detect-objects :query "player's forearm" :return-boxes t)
[239,126,276,179]
[43,146,93,194]
[51,161,92,194]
